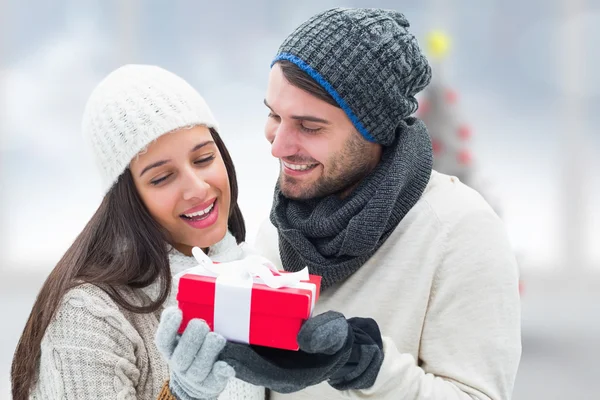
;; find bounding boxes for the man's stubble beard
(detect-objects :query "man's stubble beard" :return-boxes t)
[279,133,376,201]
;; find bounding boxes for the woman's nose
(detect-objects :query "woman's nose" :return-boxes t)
[181,170,210,202]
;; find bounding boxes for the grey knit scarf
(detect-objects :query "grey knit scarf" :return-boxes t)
[270,118,433,290]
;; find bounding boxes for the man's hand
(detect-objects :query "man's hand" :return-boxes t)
[219,311,384,393]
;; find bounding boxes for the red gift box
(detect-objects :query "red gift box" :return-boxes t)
[177,258,321,351]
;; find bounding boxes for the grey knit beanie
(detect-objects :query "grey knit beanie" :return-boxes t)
[272,8,432,146]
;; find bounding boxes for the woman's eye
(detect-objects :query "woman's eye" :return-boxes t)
[150,174,171,186]
[194,155,216,165]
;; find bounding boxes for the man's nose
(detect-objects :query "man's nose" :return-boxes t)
[270,123,299,159]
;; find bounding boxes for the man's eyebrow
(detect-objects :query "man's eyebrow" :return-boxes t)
[290,115,330,124]
[264,99,330,124]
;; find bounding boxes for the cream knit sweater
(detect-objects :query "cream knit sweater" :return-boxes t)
[31,234,265,400]
[255,171,522,400]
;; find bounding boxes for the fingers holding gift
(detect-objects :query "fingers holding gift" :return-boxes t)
[176,361,235,398]
[212,360,236,381]
[171,318,211,373]
[329,338,384,391]
[155,307,235,399]
[155,307,184,359]
[297,310,350,354]
[328,316,385,390]
[217,310,385,392]
[186,331,229,380]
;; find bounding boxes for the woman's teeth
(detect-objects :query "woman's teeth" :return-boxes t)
[182,202,214,219]
[283,161,317,171]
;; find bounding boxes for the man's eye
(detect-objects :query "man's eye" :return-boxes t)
[300,125,321,133]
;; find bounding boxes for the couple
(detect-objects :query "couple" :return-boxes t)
[11,8,521,400]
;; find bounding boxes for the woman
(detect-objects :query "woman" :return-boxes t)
[10,64,265,400]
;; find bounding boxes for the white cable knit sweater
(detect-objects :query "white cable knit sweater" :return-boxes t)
[256,171,521,400]
[31,233,265,400]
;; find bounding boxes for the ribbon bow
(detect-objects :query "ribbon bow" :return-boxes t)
[189,246,310,289]
[176,247,316,345]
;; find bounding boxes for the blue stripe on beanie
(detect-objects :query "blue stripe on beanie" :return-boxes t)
[271,53,377,143]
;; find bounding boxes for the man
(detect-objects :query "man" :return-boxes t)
[221,8,521,399]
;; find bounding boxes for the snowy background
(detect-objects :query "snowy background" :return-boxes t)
[1,0,599,398]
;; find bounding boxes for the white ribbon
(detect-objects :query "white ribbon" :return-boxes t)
[176,247,314,344]
[190,246,310,288]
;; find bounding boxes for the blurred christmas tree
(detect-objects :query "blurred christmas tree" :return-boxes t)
[417,31,503,216]
[418,33,524,296]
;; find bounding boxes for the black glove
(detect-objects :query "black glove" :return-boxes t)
[218,311,384,393]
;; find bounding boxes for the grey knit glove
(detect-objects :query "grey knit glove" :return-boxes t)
[219,311,384,393]
[155,307,235,400]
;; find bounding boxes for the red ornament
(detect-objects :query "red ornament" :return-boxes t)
[445,89,458,103]
[417,100,430,116]
[431,139,443,155]
[458,125,472,140]
[458,149,472,165]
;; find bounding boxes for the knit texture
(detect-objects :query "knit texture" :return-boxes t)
[270,118,432,290]
[168,232,265,400]
[257,171,523,399]
[272,7,431,145]
[219,311,384,393]
[32,233,265,400]
[82,64,219,193]
[156,307,235,400]
[32,284,169,399]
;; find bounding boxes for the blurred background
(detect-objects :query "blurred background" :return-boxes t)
[0,0,598,398]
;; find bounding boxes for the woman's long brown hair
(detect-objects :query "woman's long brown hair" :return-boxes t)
[10,128,245,399]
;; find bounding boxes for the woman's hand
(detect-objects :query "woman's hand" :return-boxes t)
[155,307,235,400]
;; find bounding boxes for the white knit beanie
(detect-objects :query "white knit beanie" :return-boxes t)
[82,64,219,193]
